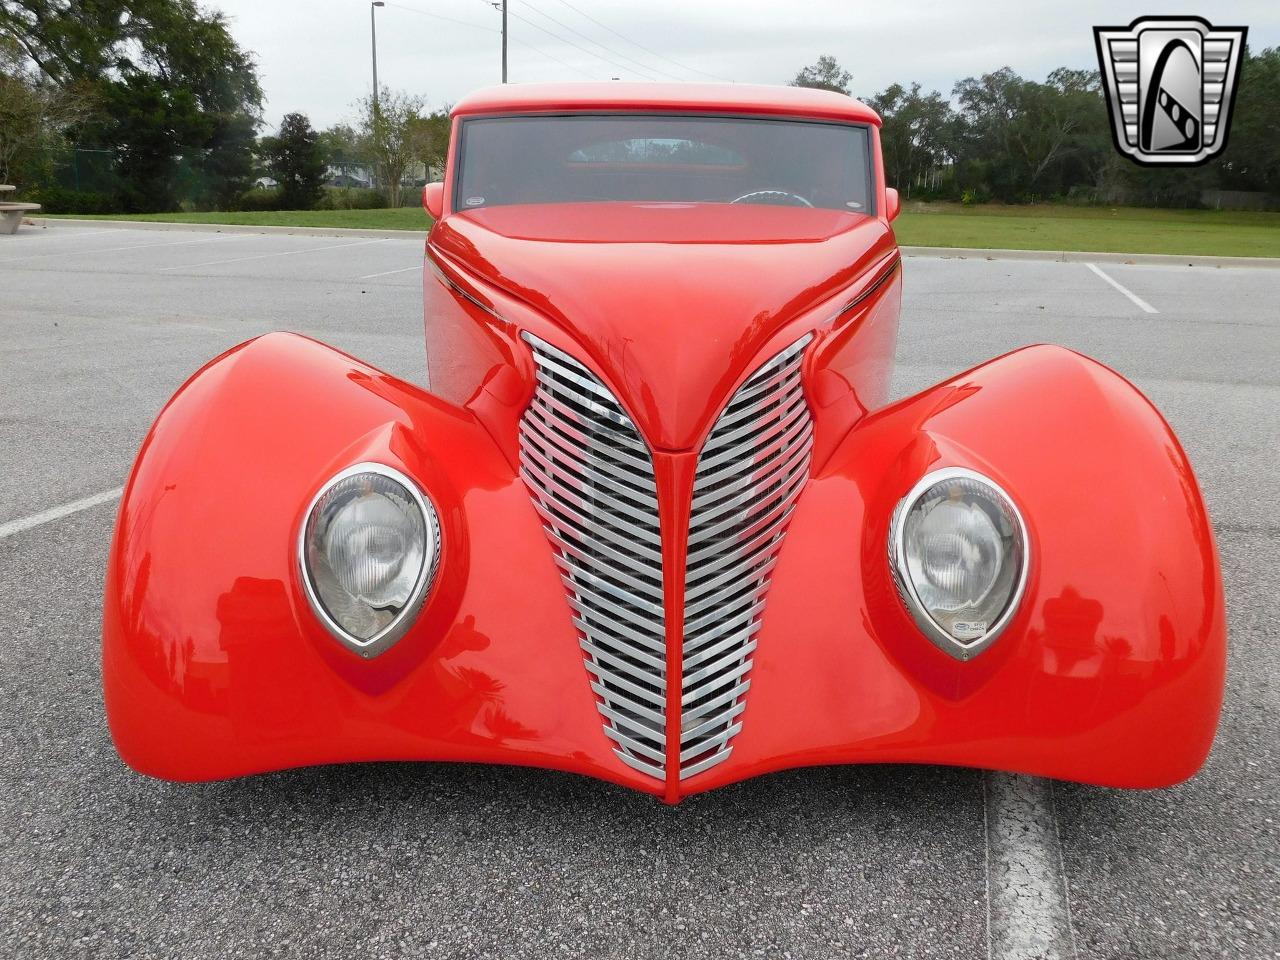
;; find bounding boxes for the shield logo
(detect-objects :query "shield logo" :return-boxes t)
[1094,16,1247,166]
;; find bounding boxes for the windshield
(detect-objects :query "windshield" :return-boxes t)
[454,114,874,214]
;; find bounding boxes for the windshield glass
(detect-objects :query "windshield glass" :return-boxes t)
[455,114,874,214]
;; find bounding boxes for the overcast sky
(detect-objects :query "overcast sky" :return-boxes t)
[203,0,1280,130]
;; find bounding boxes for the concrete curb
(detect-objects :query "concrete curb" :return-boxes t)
[900,245,1280,269]
[37,219,1280,268]
[39,218,427,240]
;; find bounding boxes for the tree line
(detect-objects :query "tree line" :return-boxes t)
[2,2,1277,213]
[791,53,1280,207]
[0,0,448,213]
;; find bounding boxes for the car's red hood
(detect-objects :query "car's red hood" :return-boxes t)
[429,202,896,450]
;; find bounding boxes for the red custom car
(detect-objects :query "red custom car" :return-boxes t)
[103,83,1225,803]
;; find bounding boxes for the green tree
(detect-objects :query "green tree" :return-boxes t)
[865,82,955,192]
[357,87,424,207]
[0,0,262,210]
[951,67,1105,201]
[318,123,362,165]
[409,108,451,179]
[264,112,326,210]
[1217,46,1280,195]
[0,35,90,185]
[193,111,258,209]
[789,55,852,95]
[1041,68,1110,198]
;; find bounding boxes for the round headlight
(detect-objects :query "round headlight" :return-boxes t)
[299,463,440,657]
[889,467,1028,659]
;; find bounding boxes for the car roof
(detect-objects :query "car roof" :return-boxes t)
[451,82,882,126]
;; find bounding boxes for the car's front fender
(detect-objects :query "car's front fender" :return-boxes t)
[102,332,662,794]
[695,344,1226,794]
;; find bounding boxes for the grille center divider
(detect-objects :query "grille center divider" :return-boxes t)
[518,332,814,788]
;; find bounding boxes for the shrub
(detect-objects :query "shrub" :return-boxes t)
[24,187,123,214]
[1065,184,1102,205]
[316,186,387,210]
[233,188,282,212]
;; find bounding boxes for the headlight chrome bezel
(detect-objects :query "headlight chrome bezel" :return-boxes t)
[889,466,1029,661]
[298,462,441,659]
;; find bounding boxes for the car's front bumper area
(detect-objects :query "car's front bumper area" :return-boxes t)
[103,333,1225,801]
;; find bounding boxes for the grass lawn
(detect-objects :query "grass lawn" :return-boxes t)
[893,203,1280,258]
[49,207,435,231]
[51,203,1280,258]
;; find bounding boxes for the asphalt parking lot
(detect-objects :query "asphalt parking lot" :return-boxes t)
[1,221,1276,959]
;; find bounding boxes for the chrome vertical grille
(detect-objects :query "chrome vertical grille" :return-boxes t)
[679,336,814,779]
[519,333,668,779]
[519,332,814,784]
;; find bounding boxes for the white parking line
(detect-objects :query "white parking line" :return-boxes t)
[0,233,235,265]
[0,227,106,242]
[161,237,391,271]
[359,263,422,280]
[985,773,1077,960]
[1085,263,1159,314]
[0,488,123,541]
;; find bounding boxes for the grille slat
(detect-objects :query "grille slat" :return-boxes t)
[520,332,813,785]
[581,636,668,674]
[684,634,760,673]
[520,461,662,542]
[682,617,765,663]
[573,611,666,655]
[532,382,651,446]
[585,629,663,663]
[691,439,809,531]
[566,587,666,639]
[684,548,778,606]
[711,370,803,433]
[700,391,808,458]
[551,548,664,604]
[686,502,799,567]
[684,568,779,619]
[691,434,813,509]
[693,418,812,491]
[686,467,808,547]
[521,409,656,485]
[530,495,664,561]
[680,680,752,728]
[681,700,748,742]
[521,438,658,510]
[561,572,663,618]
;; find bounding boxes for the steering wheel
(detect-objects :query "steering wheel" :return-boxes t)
[730,190,813,208]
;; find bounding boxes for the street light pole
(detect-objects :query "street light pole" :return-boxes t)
[370,1,385,192]
[371,1,385,110]
[488,0,507,82]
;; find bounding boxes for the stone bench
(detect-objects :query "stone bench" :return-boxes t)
[0,199,42,235]
[1,183,41,233]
